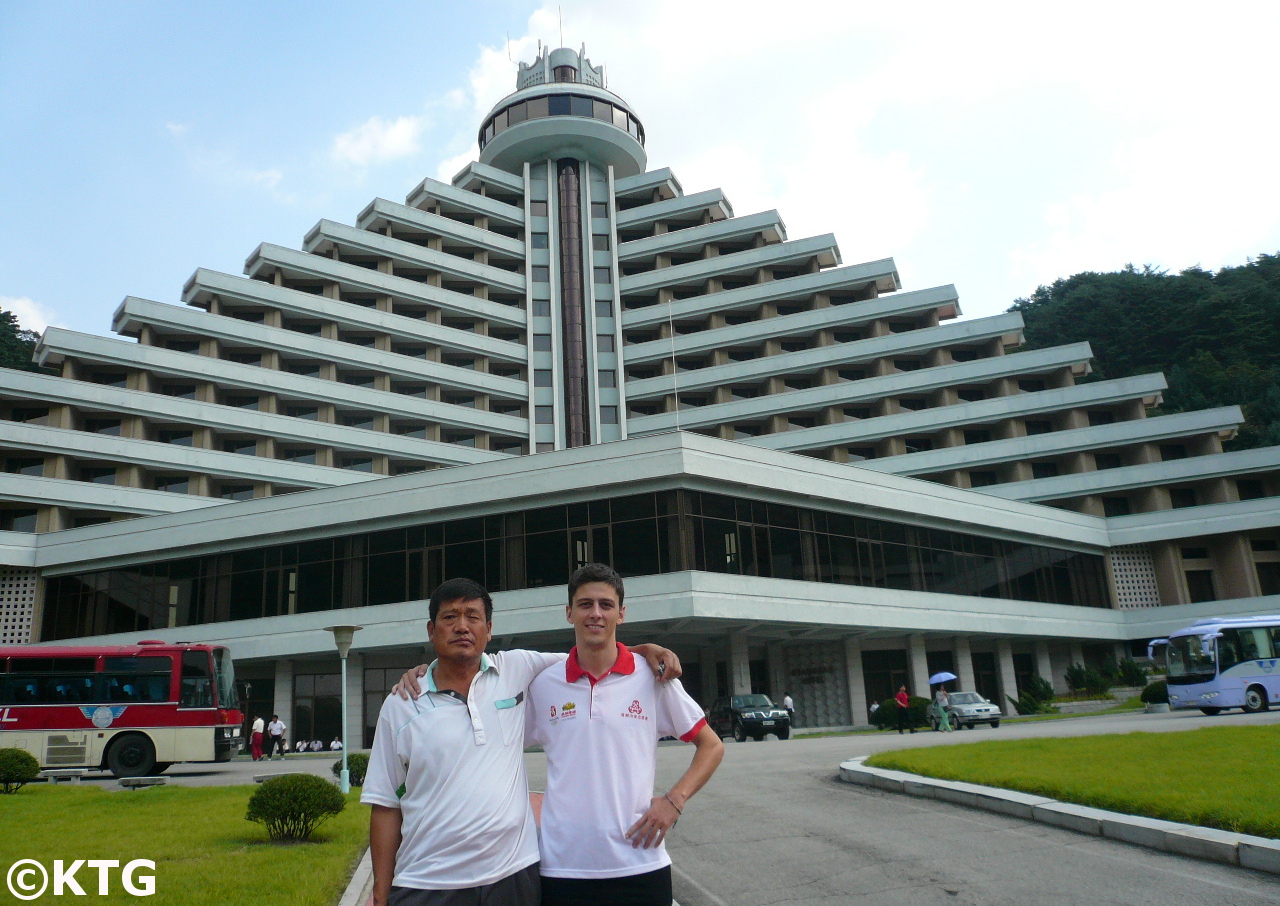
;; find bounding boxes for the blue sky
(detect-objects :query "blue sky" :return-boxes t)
[4,2,1279,337]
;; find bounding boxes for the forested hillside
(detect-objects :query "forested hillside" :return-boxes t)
[1010,254,1280,450]
[0,310,40,372]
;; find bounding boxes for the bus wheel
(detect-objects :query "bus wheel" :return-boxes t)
[1199,707,1221,715]
[147,763,172,776]
[1242,685,1269,713]
[106,734,156,778]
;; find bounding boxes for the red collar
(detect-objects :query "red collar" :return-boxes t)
[566,643,635,684]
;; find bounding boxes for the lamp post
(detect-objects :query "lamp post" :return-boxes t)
[323,625,362,793]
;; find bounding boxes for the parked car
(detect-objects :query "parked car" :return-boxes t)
[708,694,791,741]
[927,691,1002,730]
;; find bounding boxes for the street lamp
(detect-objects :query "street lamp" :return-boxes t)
[323,625,362,793]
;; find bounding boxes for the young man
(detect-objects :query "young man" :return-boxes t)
[526,564,724,906]
[366,578,681,906]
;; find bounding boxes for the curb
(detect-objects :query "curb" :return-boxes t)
[838,757,1280,876]
[338,848,374,906]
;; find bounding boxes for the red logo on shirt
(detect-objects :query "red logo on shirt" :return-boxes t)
[622,699,648,721]
[550,706,557,719]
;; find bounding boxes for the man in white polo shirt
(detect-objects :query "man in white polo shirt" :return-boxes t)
[364,578,682,906]
[526,563,724,906]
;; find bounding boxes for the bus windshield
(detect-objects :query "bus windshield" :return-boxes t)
[214,648,237,710]
[1166,634,1216,683]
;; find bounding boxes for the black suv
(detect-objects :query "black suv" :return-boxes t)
[708,694,791,742]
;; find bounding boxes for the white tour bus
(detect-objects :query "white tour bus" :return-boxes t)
[1149,615,1280,714]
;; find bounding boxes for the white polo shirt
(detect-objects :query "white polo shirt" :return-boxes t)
[526,644,708,879]
[362,649,564,891]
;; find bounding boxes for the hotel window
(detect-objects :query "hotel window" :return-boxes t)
[1,509,37,532]
[158,430,193,446]
[600,406,619,425]
[1094,453,1122,470]
[595,300,613,318]
[533,300,551,317]
[1102,497,1131,517]
[536,406,554,424]
[591,234,610,251]
[154,475,189,494]
[220,485,254,501]
[593,267,612,284]
[963,429,991,445]
[531,233,549,249]
[1238,479,1266,500]
[341,415,376,429]
[532,266,550,282]
[5,458,43,476]
[530,201,548,217]
[287,406,320,420]
[1185,570,1216,603]
[1031,462,1059,479]
[224,439,257,456]
[282,448,317,464]
[591,202,608,220]
[599,370,616,388]
[1170,488,1198,509]
[597,335,615,353]
[341,457,375,472]
[533,335,552,352]
[79,467,116,484]
[1160,444,1188,461]
[534,369,553,387]
[1025,420,1052,435]
[86,418,122,435]
[969,471,998,488]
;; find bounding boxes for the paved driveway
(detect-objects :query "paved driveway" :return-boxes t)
[593,708,1280,905]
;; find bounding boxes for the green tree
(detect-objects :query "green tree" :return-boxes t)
[0,310,42,372]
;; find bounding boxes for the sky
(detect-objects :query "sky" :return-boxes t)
[3,1,1279,339]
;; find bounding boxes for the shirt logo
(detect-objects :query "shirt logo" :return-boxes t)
[549,701,577,725]
[622,699,648,721]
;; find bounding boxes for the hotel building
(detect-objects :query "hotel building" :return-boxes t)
[3,46,1278,741]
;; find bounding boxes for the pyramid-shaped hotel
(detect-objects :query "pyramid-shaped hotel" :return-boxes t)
[3,46,1277,739]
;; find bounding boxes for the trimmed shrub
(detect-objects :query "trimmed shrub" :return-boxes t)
[246,773,346,841]
[331,752,369,787]
[1141,680,1169,705]
[0,748,40,794]
[1009,675,1059,715]
[1117,658,1148,687]
[870,696,929,730]
[1065,662,1112,697]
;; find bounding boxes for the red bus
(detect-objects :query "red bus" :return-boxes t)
[0,640,242,777]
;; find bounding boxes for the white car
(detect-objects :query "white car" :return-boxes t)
[928,691,1002,729]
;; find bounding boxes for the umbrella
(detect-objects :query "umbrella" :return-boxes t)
[928,671,957,685]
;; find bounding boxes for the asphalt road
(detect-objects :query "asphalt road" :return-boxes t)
[72,708,1280,903]
[631,708,1280,905]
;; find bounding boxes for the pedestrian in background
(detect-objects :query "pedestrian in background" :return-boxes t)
[895,685,916,734]
[250,715,264,761]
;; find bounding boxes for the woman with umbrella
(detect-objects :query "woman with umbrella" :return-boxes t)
[930,671,957,732]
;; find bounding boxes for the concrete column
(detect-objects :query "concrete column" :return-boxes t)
[1069,642,1085,668]
[908,634,929,699]
[729,632,751,695]
[344,651,364,751]
[700,647,719,705]
[843,638,868,726]
[955,636,975,691]
[996,639,1018,711]
[1034,640,1053,684]
[766,642,787,706]
[272,659,294,738]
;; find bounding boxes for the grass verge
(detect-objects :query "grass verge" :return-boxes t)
[0,784,367,905]
[865,725,1280,838]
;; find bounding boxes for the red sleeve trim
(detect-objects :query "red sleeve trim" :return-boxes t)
[679,717,708,743]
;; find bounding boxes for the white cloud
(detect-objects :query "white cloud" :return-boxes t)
[165,122,190,138]
[331,115,428,166]
[0,296,59,333]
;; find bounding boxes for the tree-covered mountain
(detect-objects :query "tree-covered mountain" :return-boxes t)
[1009,254,1280,450]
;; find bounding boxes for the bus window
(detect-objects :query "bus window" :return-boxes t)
[181,650,213,707]
[105,656,173,704]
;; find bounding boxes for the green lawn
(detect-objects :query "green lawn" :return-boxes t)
[866,724,1280,839]
[0,784,368,905]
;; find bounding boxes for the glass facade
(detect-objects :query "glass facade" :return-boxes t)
[40,490,1110,640]
[479,93,644,150]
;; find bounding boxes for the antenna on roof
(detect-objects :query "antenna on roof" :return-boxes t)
[559,5,564,47]
[507,33,513,63]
